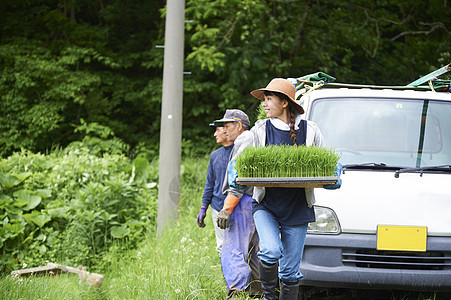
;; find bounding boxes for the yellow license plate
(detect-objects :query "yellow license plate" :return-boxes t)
[377,225,427,252]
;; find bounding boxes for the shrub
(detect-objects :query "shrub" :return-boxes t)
[0,146,158,274]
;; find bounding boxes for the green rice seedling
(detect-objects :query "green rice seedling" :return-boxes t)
[235,145,340,178]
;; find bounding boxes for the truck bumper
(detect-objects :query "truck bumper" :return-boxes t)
[300,233,451,291]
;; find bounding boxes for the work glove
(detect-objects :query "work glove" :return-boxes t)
[228,160,246,190]
[217,194,240,229]
[217,210,231,229]
[196,206,207,228]
[324,163,342,190]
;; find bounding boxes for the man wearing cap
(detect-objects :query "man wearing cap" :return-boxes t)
[214,109,261,299]
[196,122,233,255]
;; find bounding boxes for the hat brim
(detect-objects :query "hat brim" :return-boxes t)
[250,88,304,115]
[213,118,237,127]
[214,118,250,127]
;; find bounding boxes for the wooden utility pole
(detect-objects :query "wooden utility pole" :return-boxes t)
[157,0,185,235]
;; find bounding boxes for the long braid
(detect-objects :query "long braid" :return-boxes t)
[289,108,297,145]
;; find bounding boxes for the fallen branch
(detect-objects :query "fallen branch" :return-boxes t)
[11,262,104,287]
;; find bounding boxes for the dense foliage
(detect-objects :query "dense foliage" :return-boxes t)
[1,0,450,157]
[0,137,159,274]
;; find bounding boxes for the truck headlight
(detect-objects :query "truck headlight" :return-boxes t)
[308,206,341,234]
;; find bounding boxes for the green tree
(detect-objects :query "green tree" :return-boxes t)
[0,0,165,157]
[183,0,450,144]
[0,0,449,157]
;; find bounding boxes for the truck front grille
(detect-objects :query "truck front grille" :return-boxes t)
[342,249,451,270]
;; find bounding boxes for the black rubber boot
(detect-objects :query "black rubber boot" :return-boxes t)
[259,260,278,300]
[279,281,299,300]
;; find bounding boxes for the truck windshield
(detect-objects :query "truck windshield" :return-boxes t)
[310,98,451,168]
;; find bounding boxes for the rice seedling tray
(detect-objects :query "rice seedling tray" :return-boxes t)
[236,176,338,188]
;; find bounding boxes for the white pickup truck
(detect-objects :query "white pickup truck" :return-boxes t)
[296,69,451,297]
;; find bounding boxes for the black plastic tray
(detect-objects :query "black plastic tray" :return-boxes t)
[236,176,338,188]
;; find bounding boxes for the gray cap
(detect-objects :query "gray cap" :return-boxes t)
[214,109,250,127]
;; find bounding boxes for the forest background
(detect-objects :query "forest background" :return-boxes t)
[0,0,450,290]
[1,0,450,158]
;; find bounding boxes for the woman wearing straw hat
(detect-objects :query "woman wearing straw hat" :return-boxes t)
[248,78,325,300]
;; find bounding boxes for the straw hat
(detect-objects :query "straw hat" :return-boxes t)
[250,78,304,114]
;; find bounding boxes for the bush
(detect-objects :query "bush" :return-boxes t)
[0,145,158,274]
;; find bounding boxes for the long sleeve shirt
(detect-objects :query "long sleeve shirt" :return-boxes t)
[223,116,325,206]
[201,144,233,212]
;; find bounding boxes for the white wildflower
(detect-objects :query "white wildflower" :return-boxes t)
[22,263,27,269]
[175,289,181,294]
[180,237,187,244]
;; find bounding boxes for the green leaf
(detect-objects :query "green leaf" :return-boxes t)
[132,157,149,182]
[38,244,47,254]
[46,207,69,218]
[13,198,28,208]
[15,172,32,182]
[35,189,52,199]
[0,174,21,188]
[110,224,130,239]
[3,222,25,235]
[0,194,13,205]
[13,190,41,211]
[5,205,23,215]
[23,211,51,227]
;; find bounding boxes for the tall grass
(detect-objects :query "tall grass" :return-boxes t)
[0,217,228,300]
[0,153,444,300]
[0,153,230,300]
[0,273,102,299]
[102,218,226,299]
[235,145,340,178]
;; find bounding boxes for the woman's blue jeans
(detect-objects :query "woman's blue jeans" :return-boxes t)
[253,209,308,282]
